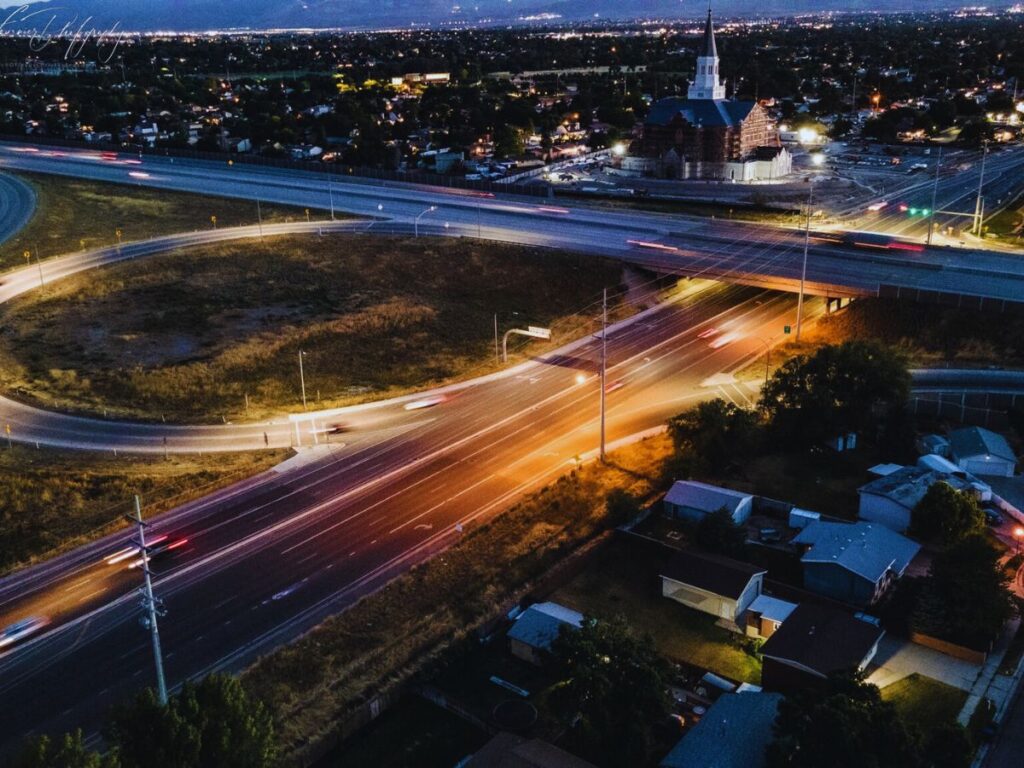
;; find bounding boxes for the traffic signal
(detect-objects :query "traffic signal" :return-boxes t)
[906,207,930,217]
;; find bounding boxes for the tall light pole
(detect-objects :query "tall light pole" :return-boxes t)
[599,288,608,463]
[328,182,336,221]
[298,351,308,411]
[926,145,943,246]
[415,205,437,237]
[128,495,168,706]
[974,140,989,236]
[795,156,823,342]
[256,197,264,241]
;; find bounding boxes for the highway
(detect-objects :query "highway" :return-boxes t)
[1,143,1024,304]
[0,172,35,246]
[0,279,804,754]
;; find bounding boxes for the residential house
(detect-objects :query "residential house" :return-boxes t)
[948,427,1017,477]
[760,603,884,693]
[507,602,583,666]
[663,481,753,525]
[661,550,765,625]
[793,521,920,606]
[858,466,988,532]
[466,732,597,767]
[660,692,782,768]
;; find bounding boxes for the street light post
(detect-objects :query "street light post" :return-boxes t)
[128,495,168,706]
[756,338,771,388]
[415,205,437,238]
[790,156,823,342]
[298,351,308,411]
[256,198,264,241]
[974,140,989,236]
[599,288,607,463]
[926,145,943,246]
[328,182,336,221]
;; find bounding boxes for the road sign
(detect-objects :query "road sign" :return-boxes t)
[784,325,791,334]
[526,326,552,340]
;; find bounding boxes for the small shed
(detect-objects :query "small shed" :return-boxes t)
[507,602,583,666]
[663,481,754,525]
[745,594,798,639]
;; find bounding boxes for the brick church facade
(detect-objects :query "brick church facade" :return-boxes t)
[624,7,791,182]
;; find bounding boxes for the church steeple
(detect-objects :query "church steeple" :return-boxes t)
[688,4,726,101]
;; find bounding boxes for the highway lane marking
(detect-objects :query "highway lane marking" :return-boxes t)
[63,576,95,592]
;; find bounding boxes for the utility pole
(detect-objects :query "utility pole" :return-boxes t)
[494,314,500,365]
[795,181,813,342]
[128,495,168,706]
[328,182,336,221]
[298,351,308,411]
[256,197,264,241]
[599,288,607,463]
[973,140,989,236]
[926,145,943,246]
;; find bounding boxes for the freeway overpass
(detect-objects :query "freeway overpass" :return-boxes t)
[2,142,1024,307]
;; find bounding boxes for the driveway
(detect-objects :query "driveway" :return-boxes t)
[866,635,981,692]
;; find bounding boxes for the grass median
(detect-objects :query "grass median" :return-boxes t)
[0,171,313,272]
[0,233,629,423]
[0,445,289,576]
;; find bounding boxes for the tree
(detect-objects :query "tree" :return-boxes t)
[493,124,524,158]
[766,673,923,768]
[12,731,119,768]
[913,534,1014,650]
[604,489,641,526]
[910,482,985,545]
[694,508,747,558]
[550,616,671,767]
[760,341,910,448]
[106,675,276,768]
[667,398,762,469]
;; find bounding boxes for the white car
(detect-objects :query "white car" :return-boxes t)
[0,617,49,649]
[403,395,447,411]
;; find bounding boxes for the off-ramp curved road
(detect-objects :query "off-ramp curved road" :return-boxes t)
[0,172,35,246]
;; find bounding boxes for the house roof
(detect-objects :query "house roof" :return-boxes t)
[794,521,920,583]
[507,602,583,652]
[660,692,782,768]
[760,603,884,679]
[858,466,973,511]
[645,97,757,128]
[664,480,752,516]
[468,732,597,768]
[748,594,798,624]
[948,427,1016,464]
[662,550,765,601]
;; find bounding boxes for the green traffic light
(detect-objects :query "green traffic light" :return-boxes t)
[909,208,918,215]
[921,209,930,216]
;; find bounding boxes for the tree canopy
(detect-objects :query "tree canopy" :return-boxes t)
[667,398,762,471]
[910,482,985,546]
[759,341,910,448]
[694,508,747,558]
[550,616,671,767]
[766,673,968,768]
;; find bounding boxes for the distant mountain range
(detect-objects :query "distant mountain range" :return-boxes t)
[0,0,984,33]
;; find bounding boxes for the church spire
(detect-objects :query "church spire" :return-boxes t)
[688,4,726,100]
[702,4,717,59]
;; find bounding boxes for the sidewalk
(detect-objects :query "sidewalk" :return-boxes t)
[958,616,1022,727]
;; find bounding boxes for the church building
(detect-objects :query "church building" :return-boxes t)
[624,7,791,182]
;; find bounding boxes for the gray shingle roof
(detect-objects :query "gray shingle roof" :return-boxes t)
[660,692,782,768]
[858,466,974,511]
[948,427,1016,464]
[664,480,752,516]
[662,550,765,600]
[760,603,884,678]
[794,521,920,583]
[645,97,757,128]
[507,602,583,651]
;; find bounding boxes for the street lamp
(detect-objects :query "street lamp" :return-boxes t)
[415,205,437,238]
[795,178,815,342]
[298,351,308,411]
[1015,526,1024,555]
[755,338,772,388]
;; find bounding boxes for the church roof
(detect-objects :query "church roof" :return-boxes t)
[702,6,718,58]
[645,97,756,128]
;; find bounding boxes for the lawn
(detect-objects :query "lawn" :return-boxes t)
[0,172,311,272]
[551,540,762,685]
[0,233,627,422]
[881,673,968,738]
[323,695,488,768]
[0,445,289,575]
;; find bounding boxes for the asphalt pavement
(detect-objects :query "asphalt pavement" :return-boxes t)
[0,172,35,246]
